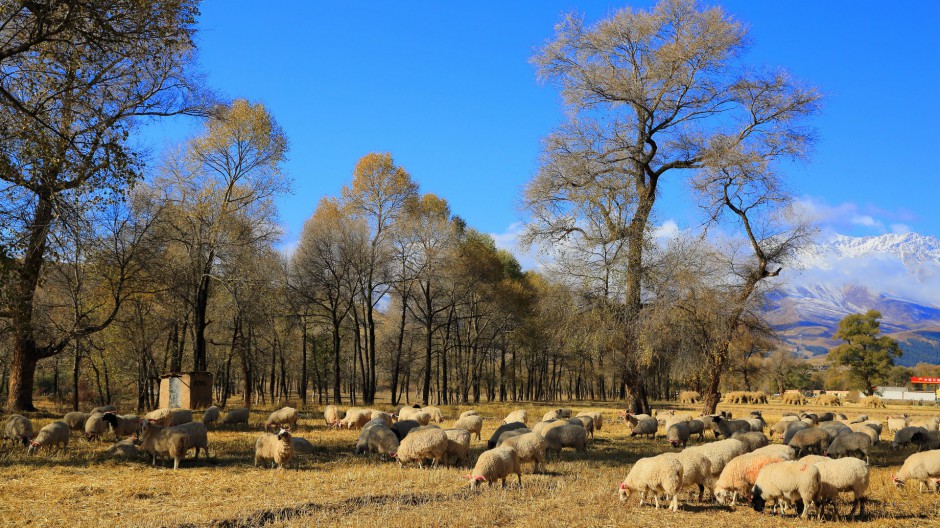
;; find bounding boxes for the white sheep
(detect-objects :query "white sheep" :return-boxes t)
[452,415,483,441]
[466,445,522,489]
[101,412,140,438]
[396,407,423,423]
[393,426,448,468]
[503,409,527,425]
[798,454,831,466]
[202,406,221,426]
[174,421,209,459]
[499,432,547,474]
[423,406,445,423]
[220,407,251,427]
[370,411,394,427]
[63,411,90,432]
[544,424,586,458]
[619,453,684,511]
[684,438,747,478]
[355,423,399,456]
[676,449,712,502]
[460,410,479,419]
[3,415,33,447]
[324,405,343,427]
[27,421,70,455]
[84,412,109,440]
[569,415,595,439]
[814,457,869,518]
[255,428,293,469]
[91,404,117,413]
[532,419,566,437]
[713,453,785,506]
[138,420,192,469]
[751,461,821,518]
[751,444,795,461]
[731,431,769,453]
[542,409,564,422]
[894,449,940,492]
[495,428,532,447]
[887,416,910,434]
[339,409,372,430]
[105,438,143,459]
[576,411,603,431]
[849,423,879,445]
[264,407,299,430]
[443,428,471,467]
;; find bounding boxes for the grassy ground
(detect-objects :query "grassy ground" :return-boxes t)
[1,400,939,527]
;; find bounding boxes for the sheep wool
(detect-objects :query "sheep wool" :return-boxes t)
[684,438,747,478]
[500,432,547,474]
[569,416,595,439]
[174,421,209,459]
[91,404,117,414]
[495,429,532,447]
[452,415,484,441]
[394,426,449,468]
[714,453,785,506]
[391,420,421,441]
[503,409,527,425]
[340,409,372,430]
[544,424,587,458]
[541,409,564,422]
[324,405,343,427]
[751,461,821,518]
[466,446,522,490]
[139,420,192,470]
[487,422,528,449]
[443,428,471,467]
[751,444,795,461]
[888,417,911,434]
[106,438,143,459]
[202,406,221,426]
[101,412,140,438]
[423,406,445,424]
[798,454,831,466]
[532,419,566,438]
[815,457,869,517]
[255,428,293,469]
[84,412,109,440]
[826,432,872,463]
[460,410,479,419]
[576,411,604,431]
[628,417,658,439]
[676,449,712,502]
[220,407,251,427]
[619,453,684,511]
[894,450,940,492]
[370,411,394,428]
[3,415,33,447]
[666,422,691,448]
[63,412,90,432]
[291,437,316,455]
[264,407,299,430]
[730,431,769,453]
[893,426,929,449]
[355,423,399,456]
[788,428,832,457]
[27,421,70,455]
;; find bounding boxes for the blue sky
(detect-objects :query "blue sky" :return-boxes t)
[139,1,940,262]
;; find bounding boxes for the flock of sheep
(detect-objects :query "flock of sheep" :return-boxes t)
[3,402,940,520]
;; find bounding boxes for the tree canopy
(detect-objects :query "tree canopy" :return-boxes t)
[828,310,903,395]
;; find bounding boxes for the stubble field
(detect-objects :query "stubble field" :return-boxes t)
[1,399,939,528]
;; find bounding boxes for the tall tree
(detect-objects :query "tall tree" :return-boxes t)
[828,310,902,396]
[528,0,820,413]
[0,0,203,410]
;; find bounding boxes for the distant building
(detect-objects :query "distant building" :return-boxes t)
[876,386,937,402]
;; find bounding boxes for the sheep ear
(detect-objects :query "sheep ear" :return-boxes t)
[463,474,472,480]
[475,476,486,482]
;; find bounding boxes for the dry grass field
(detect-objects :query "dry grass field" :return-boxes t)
[1,399,939,528]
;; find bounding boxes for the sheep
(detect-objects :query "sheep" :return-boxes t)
[101,412,140,438]
[781,421,811,444]
[542,409,564,421]
[814,457,869,518]
[106,438,143,459]
[63,412,90,432]
[849,423,879,445]
[369,411,394,427]
[393,426,449,468]
[618,453,684,511]
[911,417,940,432]
[751,461,821,518]
[263,407,298,431]
[255,428,293,469]
[138,420,190,469]
[911,430,940,452]
[731,431,768,453]
[781,393,806,405]
[466,446,522,489]
[499,432,547,474]
[779,414,799,421]
[678,390,701,404]
[850,414,869,424]
[654,409,676,425]
[788,428,832,457]
[220,407,251,427]
[713,416,751,439]
[84,412,109,440]
[819,422,852,442]
[861,395,885,408]
[816,412,835,422]
[169,409,193,425]
[460,410,479,419]
[391,419,421,440]
[752,444,796,461]
[745,418,765,432]
[666,422,691,449]
[291,436,316,455]
[145,408,193,426]
[576,411,604,431]
[173,421,209,460]
[686,419,706,442]
[494,428,532,447]
[569,415,595,439]
[324,405,343,427]
[397,407,427,424]
[894,450,940,492]
[3,415,33,447]
[423,406,445,424]
[355,423,399,456]
[684,438,747,478]
[627,417,658,439]
[800,412,819,425]
[452,414,483,441]
[676,449,713,502]
[893,426,929,449]
[202,406,221,426]
[532,419,566,437]
[443,428,471,467]
[826,432,872,463]
[486,422,525,449]
[714,453,786,506]
[861,421,882,436]
[814,394,842,406]
[503,409,527,425]
[798,454,831,465]
[544,424,586,458]
[339,409,373,430]
[26,421,70,455]
[888,416,911,434]
[558,408,572,418]
[91,404,117,414]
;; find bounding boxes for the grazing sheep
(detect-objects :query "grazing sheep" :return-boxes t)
[542,409,564,422]
[893,426,929,449]
[569,416,595,439]
[391,419,421,441]
[678,390,701,404]
[911,417,940,432]
[27,421,70,455]
[888,416,911,434]
[460,410,480,419]
[800,412,819,425]
[466,446,522,489]
[84,412,109,440]
[779,414,799,421]
[291,437,316,455]
[826,432,872,463]
[850,414,868,424]
[666,422,691,448]
[731,431,769,453]
[144,408,193,427]
[91,404,117,414]
[393,426,449,468]
[63,411,90,432]
[619,453,684,511]
[684,438,747,478]
[452,415,484,441]
[423,406,445,423]
[685,419,706,442]
[788,428,832,457]
[814,394,842,406]
[654,409,677,426]
[324,405,343,427]
[531,419,565,437]
[486,422,525,449]
[745,418,765,432]
[173,421,209,460]
[138,420,190,469]
[816,412,835,423]
[861,421,882,436]
[355,422,400,456]
[814,457,869,518]
[255,428,293,469]
[714,453,786,506]
[500,432,547,474]
[397,407,431,426]
[220,407,251,427]
[751,461,821,518]
[781,393,806,405]
[3,415,33,447]
[105,438,143,459]
[202,406,221,426]
[911,430,940,451]
[495,428,532,447]
[340,409,373,430]
[781,421,812,444]
[819,421,852,440]
[861,396,885,408]
[264,407,299,430]
[503,409,527,425]
[752,444,795,461]
[798,454,831,465]
[443,428,471,467]
[627,417,658,439]
[544,424,587,458]
[713,416,751,439]
[676,449,712,502]
[101,412,140,438]
[369,411,394,427]
[576,411,604,431]
[849,423,880,446]
[894,450,940,492]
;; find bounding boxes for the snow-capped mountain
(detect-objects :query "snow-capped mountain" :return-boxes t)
[768,232,940,366]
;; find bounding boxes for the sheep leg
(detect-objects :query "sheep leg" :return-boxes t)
[670,493,679,512]
[173,457,179,470]
[730,490,737,507]
[653,492,661,509]
[697,484,705,502]
[517,472,522,488]
[638,491,646,506]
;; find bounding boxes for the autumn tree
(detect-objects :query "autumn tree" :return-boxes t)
[0,1,203,410]
[828,310,902,396]
[528,0,820,413]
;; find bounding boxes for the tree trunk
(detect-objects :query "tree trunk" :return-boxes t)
[193,251,214,372]
[332,312,342,404]
[299,318,308,404]
[422,284,433,405]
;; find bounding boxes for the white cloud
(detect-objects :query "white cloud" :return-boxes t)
[653,219,680,241]
[795,197,918,237]
[489,222,541,271]
[891,223,911,234]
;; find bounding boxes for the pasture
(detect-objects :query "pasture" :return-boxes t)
[1,400,939,528]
